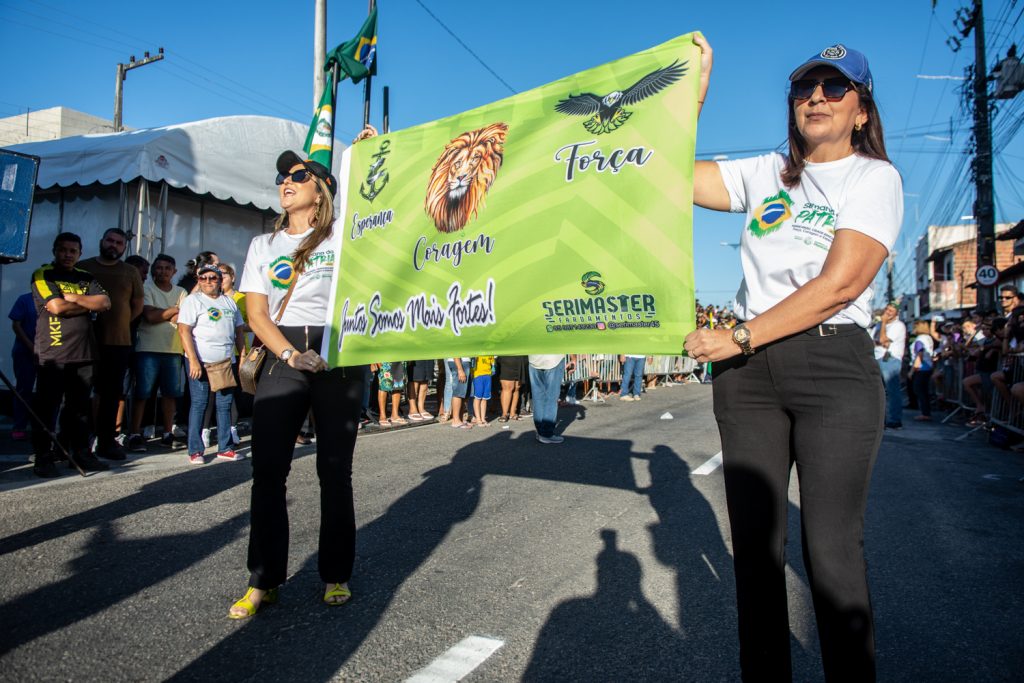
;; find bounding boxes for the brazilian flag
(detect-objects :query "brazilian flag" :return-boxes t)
[325,7,377,84]
[303,72,335,168]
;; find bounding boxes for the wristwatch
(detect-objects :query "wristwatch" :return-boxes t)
[280,348,297,362]
[732,324,755,356]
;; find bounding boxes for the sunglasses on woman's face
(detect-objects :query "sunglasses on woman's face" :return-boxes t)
[275,169,312,185]
[790,77,856,102]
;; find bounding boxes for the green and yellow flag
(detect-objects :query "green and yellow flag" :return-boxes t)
[303,72,335,168]
[323,32,700,366]
[325,6,377,84]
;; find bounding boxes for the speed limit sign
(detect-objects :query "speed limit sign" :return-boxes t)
[976,264,999,286]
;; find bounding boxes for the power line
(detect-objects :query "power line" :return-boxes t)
[412,0,517,95]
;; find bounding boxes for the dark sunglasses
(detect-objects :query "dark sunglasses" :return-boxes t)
[790,77,856,102]
[275,169,313,185]
[198,274,221,282]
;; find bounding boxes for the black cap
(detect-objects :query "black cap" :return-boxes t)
[276,151,338,197]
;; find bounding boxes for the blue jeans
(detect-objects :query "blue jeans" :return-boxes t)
[528,359,565,438]
[877,356,902,425]
[621,357,645,397]
[187,367,233,453]
[443,360,454,413]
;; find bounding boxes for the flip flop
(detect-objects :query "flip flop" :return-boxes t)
[420,412,434,420]
[391,416,409,425]
[323,583,351,606]
[450,423,473,429]
[409,413,424,421]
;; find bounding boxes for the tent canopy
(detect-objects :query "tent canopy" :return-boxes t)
[5,115,346,211]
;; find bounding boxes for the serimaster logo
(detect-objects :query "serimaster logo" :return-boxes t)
[207,307,223,322]
[748,190,793,238]
[581,271,605,295]
[269,255,296,290]
[555,60,688,135]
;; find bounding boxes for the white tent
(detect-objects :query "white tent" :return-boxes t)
[0,115,346,378]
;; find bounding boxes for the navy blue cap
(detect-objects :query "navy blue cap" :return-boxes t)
[789,44,873,93]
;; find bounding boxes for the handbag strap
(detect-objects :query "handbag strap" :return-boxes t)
[273,276,298,325]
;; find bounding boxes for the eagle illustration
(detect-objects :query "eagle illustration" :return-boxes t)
[555,60,688,134]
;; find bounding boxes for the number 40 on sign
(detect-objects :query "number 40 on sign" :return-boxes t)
[976,265,999,286]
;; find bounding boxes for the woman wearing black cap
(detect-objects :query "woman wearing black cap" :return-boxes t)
[230,151,364,618]
[684,37,903,681]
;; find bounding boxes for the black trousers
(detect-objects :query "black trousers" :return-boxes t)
[712,327,882,683]
[94,345,132,448]
[247,326,364,589]
[32,362,94,461]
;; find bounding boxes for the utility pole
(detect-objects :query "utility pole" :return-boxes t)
[956,1,996,311]
[113,48,164,132]
[314,0,327,110]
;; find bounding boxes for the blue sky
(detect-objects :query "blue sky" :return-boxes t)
[2,0,1023,306]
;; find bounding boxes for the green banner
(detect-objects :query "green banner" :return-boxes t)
[324,32,700,367]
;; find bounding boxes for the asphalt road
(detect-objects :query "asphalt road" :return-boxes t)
[1,384,1021,682]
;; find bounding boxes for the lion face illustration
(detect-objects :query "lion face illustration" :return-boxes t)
[425,122,508,233]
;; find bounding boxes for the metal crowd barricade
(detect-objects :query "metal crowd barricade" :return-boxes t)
[987,353,1024,435]
[938,357,968,424]
[562,354,702,402]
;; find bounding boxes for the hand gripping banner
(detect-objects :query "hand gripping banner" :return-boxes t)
[324,32,700,366]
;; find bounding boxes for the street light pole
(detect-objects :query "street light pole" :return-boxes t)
[113,48,164,132]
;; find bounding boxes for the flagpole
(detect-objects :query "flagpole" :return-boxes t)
[330,62,340,164]
[362,0,375,127]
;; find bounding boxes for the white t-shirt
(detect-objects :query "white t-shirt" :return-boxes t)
[717,152,903,328]
[529,354,565,370]
[912,333,934,370]
[178,292,243,363]
[239,227,340,326]
[871,320,907,361]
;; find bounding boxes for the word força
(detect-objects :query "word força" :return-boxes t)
[553,140,654,182]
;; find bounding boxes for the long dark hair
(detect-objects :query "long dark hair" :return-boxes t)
[781,82,890,188]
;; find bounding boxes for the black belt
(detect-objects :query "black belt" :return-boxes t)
[802,323,861,337]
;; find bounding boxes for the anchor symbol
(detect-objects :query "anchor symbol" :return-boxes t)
[360,140,391,202]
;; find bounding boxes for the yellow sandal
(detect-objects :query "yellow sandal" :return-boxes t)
[228,586,278,619]
[323,583,351,606]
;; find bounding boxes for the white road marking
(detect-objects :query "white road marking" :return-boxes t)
[406,635,505,683]
[693,451,723,476]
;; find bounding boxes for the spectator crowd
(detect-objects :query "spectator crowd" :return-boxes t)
[7,229,721,479]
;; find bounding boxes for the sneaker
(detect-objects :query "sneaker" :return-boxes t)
[33,458,61,478]
[230,426,241,446]
[142,425,156,439]
[201,428,212,449]
[216,449,243,462]
[96,444,127,461]
[76,453,110,472]
[633,396,642,402]
[12,430,27,441]
[115,433,129,448]
[619,395,635,401]
[189,452,205,465]
[884,422,903,430]
[536,434,565,444]
[159,432,176,448]
[127,434,147,453]
[172,424,186,438]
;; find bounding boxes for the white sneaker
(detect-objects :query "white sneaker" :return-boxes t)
[536,434,565,444]
[201,428,212,449]
[619,395,635,401]
[230,426,240,445]
[115,433,129,447]
[172,424,186,438]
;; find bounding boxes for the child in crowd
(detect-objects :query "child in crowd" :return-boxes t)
[373,361,407,427]
[472,355,496,426]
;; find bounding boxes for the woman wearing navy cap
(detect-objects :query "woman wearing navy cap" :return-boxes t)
[229,151,365,618]
[685,37,902,681]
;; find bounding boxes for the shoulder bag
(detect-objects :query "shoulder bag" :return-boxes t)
[239,278,297,395]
